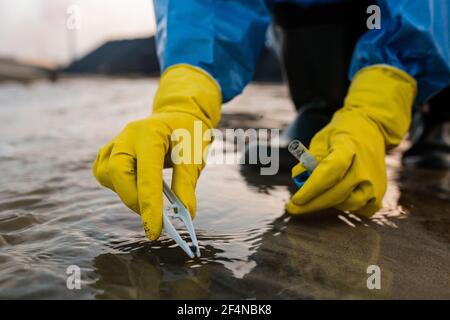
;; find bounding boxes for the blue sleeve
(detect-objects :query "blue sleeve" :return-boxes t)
[154,0,271,103]
[349,0,450,103]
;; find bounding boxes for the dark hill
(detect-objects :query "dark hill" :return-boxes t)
[63,36,282,82]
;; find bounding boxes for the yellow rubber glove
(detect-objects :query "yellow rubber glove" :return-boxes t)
[93,65,221,240]
[286,65,417,217]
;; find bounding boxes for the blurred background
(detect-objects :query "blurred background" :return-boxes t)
[0,0,282,82]
[0,0,155,64]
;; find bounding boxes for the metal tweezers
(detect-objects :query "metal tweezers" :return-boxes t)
[162,180,201,258]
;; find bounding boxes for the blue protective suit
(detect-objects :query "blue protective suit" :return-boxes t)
[154,0,450,104]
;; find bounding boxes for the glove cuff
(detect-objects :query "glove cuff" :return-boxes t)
[345,65,417,148]
[152,64,222,129]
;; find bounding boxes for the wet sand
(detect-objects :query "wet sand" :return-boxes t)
[0,78,449,299]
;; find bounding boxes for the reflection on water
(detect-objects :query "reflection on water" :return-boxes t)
[0,78,449,299]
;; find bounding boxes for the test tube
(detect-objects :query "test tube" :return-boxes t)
[287,140,319,172]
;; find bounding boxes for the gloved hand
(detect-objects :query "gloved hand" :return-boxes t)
[93,65,221,240]
[286,65,417,217]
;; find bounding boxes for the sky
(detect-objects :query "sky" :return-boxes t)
[0,0,156,66]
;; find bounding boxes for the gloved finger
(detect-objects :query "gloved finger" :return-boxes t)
[291,162,307,179]
[108,143,139,214]
[308,129,330,161]
[286,192,349,215]
[287,159,359,215]
[334,181,375,213]
[354,200,381,218]
[136,131,167,240]
[92,141,115,190]
[285,200,305,215]
[172,163,201,219]
[290,144,355,206]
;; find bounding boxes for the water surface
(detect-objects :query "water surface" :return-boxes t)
[0,78,449,299]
